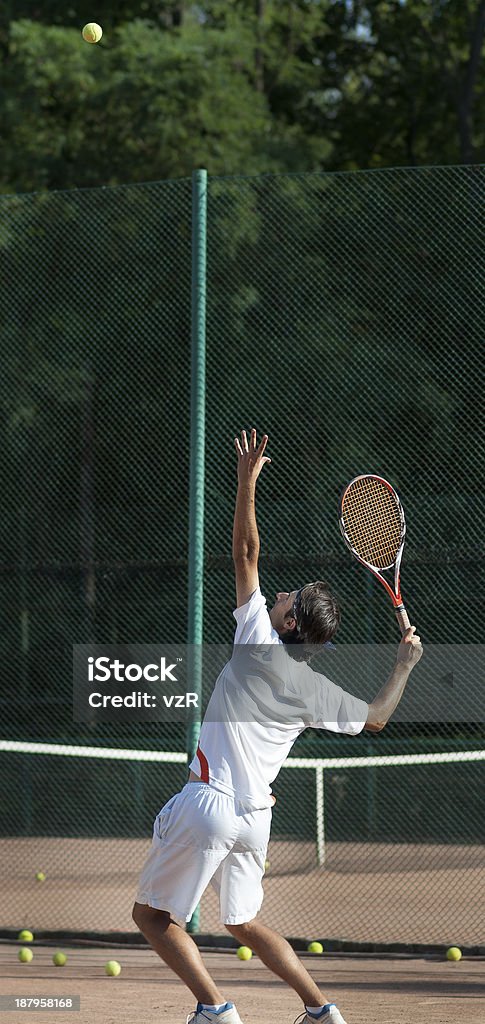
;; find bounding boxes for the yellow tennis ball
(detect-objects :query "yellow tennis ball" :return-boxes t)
[35,871,46,882]
[264,859,270,871]
[53,952,67,966]
[446,946,462,961]
[18,930,34,943]
[105,960,121,976]
[82,23,103,44]
[18,947,33,963]
[307,941,324,954]
[237,946,252,961]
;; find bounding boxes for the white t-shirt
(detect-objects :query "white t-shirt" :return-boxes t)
[189,588,369,810]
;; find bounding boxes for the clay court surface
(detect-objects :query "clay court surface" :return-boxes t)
[2,835,484,1022]
[1,944,484,1024]
[2,836,485,945]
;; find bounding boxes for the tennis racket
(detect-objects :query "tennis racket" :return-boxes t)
[338,474,411,635]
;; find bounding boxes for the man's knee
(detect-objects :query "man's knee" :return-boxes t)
[132,901,150,929]
[225,919,256,941]
[132,901,170,932]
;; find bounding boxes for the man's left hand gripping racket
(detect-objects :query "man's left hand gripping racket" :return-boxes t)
[339,474,411,635]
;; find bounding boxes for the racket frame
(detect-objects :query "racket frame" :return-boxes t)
[339,473,410,634]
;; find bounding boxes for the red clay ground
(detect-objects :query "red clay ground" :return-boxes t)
[2,836,484,946]
[0,944,484,1024]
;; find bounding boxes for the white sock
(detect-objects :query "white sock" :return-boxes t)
[201,1004,228,1013]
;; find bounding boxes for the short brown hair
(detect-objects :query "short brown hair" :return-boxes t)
[284,580,341,660]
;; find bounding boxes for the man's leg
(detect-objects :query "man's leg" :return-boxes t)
[132,903,225,1006]
[226,919,329,1007]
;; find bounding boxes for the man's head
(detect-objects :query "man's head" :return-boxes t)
[269,581,341,653]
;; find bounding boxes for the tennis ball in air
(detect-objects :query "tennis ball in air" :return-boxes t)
[82,23,103,44]
[18,930,34,943]
[105,960,121,976]
[53,952,67,966]
[35,871,46,882]
[237,946,252,961]
[18,947,33,963]
[264,859,270,871]
[446,946,462,961]
[307,941,324,954]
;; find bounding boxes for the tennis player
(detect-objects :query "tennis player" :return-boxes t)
[133,429,423,1024]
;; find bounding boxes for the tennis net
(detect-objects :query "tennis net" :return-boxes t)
[1,741,484,947]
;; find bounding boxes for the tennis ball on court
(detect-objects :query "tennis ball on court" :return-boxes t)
[35,871,46,882]
[105,960,121,976]
[53,952,67,966]
[307,941,324,954]
[18,947,33,963]
[446,946,462,961]
[237,946,252,961]
[82,23,103,44]
[18,930,34,943]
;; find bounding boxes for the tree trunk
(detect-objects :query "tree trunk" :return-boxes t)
[457,0,485,163]
[255,0,265,93]
[406,98,417,167]
[172,3,185,28]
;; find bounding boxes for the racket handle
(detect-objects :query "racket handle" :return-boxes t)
[395,605,411,635]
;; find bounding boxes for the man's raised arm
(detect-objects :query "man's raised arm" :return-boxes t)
[232,428,271,608]
[365,626,423,732]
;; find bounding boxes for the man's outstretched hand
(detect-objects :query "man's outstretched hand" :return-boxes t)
[234,429,271,484]
[232,429,270,605]
[365,625,424,732]
[396,626,423,668]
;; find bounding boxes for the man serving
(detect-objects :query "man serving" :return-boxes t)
[133,429,423,1024]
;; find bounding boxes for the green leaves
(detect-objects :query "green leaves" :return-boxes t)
[1,16,272,191]
[1,4,484,194]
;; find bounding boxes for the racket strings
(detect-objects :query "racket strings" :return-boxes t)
[342,479,403,568]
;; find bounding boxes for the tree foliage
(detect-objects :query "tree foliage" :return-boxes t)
[0,2,484,194]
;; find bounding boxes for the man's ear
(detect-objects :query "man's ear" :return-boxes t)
[284,614,296,633]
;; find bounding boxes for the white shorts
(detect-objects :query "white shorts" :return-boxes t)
[135,782,271,925]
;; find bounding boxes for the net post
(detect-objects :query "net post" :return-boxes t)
[316,765,325,866]
[186,168,207,935]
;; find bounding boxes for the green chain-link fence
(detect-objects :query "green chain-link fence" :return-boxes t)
[0,165,484,948]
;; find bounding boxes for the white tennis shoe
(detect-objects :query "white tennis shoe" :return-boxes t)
[294,1005,348,1024]
[186,1003,244,1024]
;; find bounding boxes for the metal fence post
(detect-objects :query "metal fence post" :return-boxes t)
[186,169,207,934]
[316,765,325,866]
